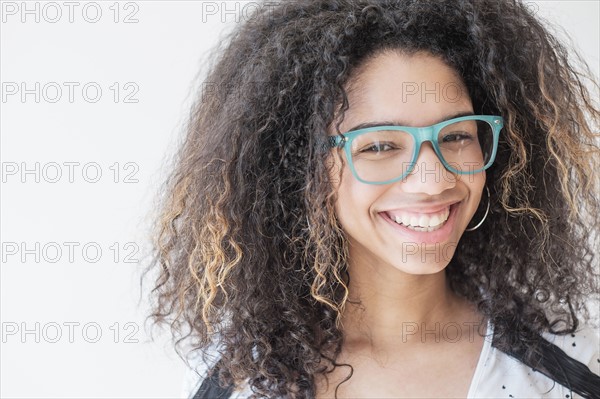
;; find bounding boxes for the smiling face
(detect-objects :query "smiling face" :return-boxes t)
[329,50,485,275]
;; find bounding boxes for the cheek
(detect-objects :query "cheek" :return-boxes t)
[334,165,382,229]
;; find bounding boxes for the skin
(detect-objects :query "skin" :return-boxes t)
[316,51,488,398]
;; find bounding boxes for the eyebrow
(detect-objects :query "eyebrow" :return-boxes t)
[343,111,475,133]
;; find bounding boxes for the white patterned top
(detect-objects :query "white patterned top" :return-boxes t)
[182,322,600,398]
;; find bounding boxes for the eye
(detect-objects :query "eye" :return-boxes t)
[360,142,397,153]
[441,131,475,143]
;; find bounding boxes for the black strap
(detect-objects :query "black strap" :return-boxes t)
[192,359,234,399]
[193,335,600,399]
[493,332,600,399]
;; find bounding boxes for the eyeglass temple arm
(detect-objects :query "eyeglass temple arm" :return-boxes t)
[327,135,345,149]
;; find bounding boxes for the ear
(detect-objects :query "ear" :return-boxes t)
[325,150,346,187]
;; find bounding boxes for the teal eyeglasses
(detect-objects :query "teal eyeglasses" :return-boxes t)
[328,115,504,185]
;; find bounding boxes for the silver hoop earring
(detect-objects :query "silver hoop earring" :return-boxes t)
[465,186,490,232]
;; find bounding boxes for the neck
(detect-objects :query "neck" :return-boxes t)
[341,255,482,349]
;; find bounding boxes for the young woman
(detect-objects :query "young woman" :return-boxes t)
[149,1,600,398]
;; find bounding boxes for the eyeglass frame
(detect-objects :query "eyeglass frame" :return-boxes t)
[328,114,504,185]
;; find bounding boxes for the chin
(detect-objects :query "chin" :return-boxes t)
[388,259,450,276]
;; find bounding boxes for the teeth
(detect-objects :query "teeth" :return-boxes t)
[406,225,437,232]
[390,207,451,229]
[404,223,442,232]
[410,216,420,227]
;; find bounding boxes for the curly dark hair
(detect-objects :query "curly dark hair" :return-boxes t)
[148,0,600,397]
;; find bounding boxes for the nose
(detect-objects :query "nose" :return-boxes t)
[400,141,456,195]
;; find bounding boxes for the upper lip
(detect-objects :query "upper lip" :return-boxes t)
[381,200,461,214]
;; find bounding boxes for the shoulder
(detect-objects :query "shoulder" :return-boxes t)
[469,322,599,399]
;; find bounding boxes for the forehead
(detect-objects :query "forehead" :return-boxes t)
[339,51,474,130]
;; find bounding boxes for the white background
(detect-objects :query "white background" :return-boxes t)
[0,1,598,398]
